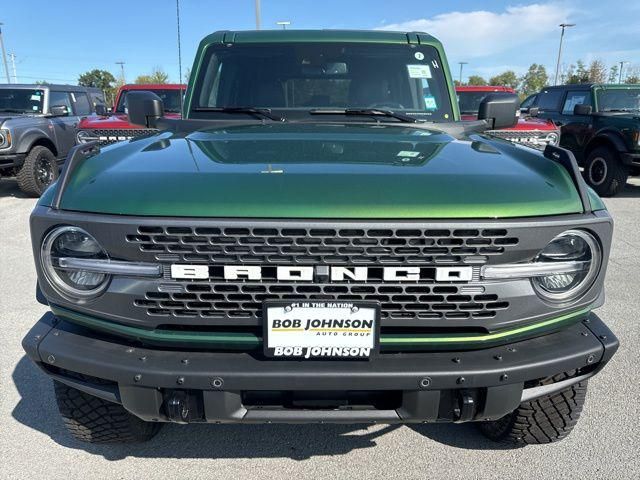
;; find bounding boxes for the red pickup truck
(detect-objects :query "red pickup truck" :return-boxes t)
[76,84,186,146]
[456,86,559,150]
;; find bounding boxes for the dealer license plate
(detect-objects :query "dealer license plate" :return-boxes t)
[263,301,379,359]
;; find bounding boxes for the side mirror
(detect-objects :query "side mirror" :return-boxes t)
[573,104,592,115]
[520,107,529,114]
[50,105,69,116]
[95,104,107,116]
[127,91,164,128]
[478,93,519,129]
[527,107,539,117]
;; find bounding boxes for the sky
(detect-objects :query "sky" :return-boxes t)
[1,0,639,87]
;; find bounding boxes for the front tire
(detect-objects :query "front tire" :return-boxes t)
[16,145,59,197]
[478,375,587,445]
[584,146,628,197]
[54,381,162,444]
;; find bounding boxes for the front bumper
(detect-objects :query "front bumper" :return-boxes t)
[621,152,640,167]
[23,311,618,424]
[0,152,25,170]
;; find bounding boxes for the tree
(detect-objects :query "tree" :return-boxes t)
[183,67,191,84]
[35,80,50,85]
[489,70,518,89]
[519,64,548,97]
[587,60,607,83]
[78,69,117,105]
[624,65,640,84]
[566,60,589,84]
[608,64,619,83]
[466,75,487,86]
[135,67,169,84]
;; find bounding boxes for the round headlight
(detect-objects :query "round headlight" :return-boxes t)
[41,226,110,300]
[76,130,93,144]
[532,230,601,303]
[545,132,559,145]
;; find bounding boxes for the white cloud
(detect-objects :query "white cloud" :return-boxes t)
[378,3,571,59]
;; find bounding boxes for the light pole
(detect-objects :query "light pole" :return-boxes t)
[8,52,16,83]
[619,61,629,83]
[458,62,468,84]
[255,0,261,30]
[116,61,126,84]
[0,23,11,83]
[276,21,291,30]
[554,23,575,85]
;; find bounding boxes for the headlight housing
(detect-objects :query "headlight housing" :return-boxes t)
[0,129,11,148]
[532,230,601,303]
[545,131,559,146]
[41,226,110,301]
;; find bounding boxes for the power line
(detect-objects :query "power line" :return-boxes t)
[116,61,126,83]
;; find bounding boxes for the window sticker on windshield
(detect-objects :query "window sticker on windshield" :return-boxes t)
[414,52,425,61]
[424,95,437,110]
[407,64,432,79]
[32,106,39,110]
[397,150,421,157]
[30,94,41,101]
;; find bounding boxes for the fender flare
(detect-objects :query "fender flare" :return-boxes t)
[584,130,627,157]
[15,128,58,157]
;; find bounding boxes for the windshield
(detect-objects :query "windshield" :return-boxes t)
[596,87,640,112]
[0,88,45,114]
[192,42,454,121]
[116,89,183,113]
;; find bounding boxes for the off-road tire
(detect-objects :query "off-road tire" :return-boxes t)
[54,381,162,443]
[16,145,59,197]
[478,374,588,446]
[583,146,628,197]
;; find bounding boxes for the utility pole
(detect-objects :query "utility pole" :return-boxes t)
[619,61,628,83]
[176,0,184,113]
[255,0,261,30]
[116,61,126,84]
[458,62,468,84]
[0,23,11,83]
[554,23,575,85]
[8,53,17,83]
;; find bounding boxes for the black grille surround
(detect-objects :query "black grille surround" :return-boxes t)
[29,208,613,336]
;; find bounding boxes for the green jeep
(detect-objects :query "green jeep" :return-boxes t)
[22,30,618,446]
[521,83,640,196]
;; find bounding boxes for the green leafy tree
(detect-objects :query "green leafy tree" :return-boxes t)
[608,64,619,83]
[466,75,487,86]
[489,70,518,89]
[519,64,548,97]
[566,60,589,84]
[34,80,50,85]
[135,67,170,84]
[78,69,117,105]
[624,65,640,84]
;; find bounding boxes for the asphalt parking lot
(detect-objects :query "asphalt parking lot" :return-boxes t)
[1,178,638,480]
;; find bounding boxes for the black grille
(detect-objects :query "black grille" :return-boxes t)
[487,129,557,151]
[90,128,156,145]
[126,226,519,265]
[134,282,509,321]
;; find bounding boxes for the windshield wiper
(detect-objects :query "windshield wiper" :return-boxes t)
[0,108,28,113]
[192,106,284,121]
[309,108,418,123]
[602,108,639,113]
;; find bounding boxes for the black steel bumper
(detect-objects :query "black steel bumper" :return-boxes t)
[621,152,640,166]
[0,152,25,170]
[22,312,618,424]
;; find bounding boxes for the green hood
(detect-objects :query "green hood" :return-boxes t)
[44,123,586,218]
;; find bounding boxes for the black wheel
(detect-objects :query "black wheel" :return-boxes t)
[16,145,59,197]
[54,381,162,443]
[478,374,587,446]
[583,146,628,197]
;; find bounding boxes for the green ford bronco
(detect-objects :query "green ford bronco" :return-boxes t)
[23,30,618,445]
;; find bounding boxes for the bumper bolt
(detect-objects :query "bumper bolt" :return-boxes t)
[599,335,607,340]
[452,357,461,364]
[351,306,359,313]
[177,377,185,385]
[134,374,142,382]
[507,347,517,352]
[211,377,224,389]
[47,355,55,364]
[456,377,465,385]
[581,332,589,337]
[181,359,189,365]
[587,354,595,364]
[126,348,134,353]
[419,377,431,388]
[139,356,147,362]
[500,374,509,382]
[53,331,60,337]
[494,355,503,361]
[284,306,292,312]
